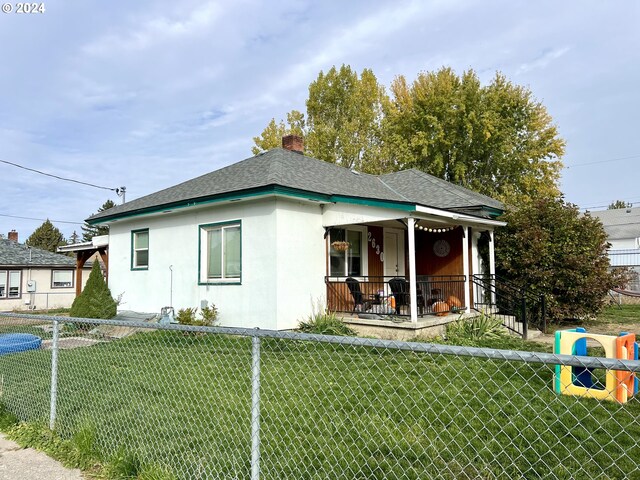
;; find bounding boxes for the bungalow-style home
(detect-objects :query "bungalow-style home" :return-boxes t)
[0,231,90,311]
[87,135,505,331]
[589,206,640,291]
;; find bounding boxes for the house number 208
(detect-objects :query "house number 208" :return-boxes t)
[367,232,384,262]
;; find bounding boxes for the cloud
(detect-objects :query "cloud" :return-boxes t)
[82,1,223,56]
[516,46,571,75]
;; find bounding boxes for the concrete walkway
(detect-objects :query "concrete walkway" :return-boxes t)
[0,434,83,480]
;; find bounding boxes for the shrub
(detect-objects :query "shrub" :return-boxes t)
[446,312,508,343]
[70,262,117,319]
[176,305,218,327]
[496,197,631,323]
[298,301,356,336]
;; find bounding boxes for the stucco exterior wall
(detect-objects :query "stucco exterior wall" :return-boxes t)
[274,198,325,330]
[108,199,279,329]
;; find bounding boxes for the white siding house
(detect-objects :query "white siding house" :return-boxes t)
[0,234,90,311]
[589,206,640,291]
[88,137,506,330]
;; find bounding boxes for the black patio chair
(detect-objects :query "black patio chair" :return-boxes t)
[388,277,425,315]
[345,277,373,313]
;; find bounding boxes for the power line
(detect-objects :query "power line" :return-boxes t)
[0,158,116,191]
[565,153,640,168]
[0,213,83,225]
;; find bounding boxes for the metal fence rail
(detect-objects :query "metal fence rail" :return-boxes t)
[0,312,638,479]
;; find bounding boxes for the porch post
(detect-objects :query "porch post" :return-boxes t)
[489,230,496,304]
[407,217,418,323]
[462,226,470,313]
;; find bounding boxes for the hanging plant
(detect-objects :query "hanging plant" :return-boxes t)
[331,241,351,252]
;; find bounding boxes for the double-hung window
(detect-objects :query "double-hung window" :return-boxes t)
[0,270,21,298]
[329,228,363,276]
[52,269,74,288]
[200,222,241,283]
[131,229,149,270]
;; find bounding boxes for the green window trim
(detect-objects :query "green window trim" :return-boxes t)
[198,220,242,285]
[131,229,149,270]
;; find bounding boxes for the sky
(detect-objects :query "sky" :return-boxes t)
[1,0,639,241]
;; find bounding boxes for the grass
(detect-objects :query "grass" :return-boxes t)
[547,304,640,334]
[0,325,638,479]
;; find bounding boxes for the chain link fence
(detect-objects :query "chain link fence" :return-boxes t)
[0,312,639,479]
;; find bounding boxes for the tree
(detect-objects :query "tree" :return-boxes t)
[81,200,116,241]
[384,68,565,203]
[495,197,629,323]
[70,261,117,319]
[25,219,65,253]
[608,200,632,210]
[251,111,305,155]
[253,65,388,173]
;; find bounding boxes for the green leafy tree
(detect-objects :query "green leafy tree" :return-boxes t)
[70,261,117,319]
[253,65,388,173]
[608,200,632,209]
[384,68,565,203]
[81,200,116,241]
[25,219,65,253]
[495,197,629,323]
[251,111,305,155]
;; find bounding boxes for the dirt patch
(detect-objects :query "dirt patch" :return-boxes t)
[41,337,103,350]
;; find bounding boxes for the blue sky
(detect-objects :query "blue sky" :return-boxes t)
[1,0,639,240]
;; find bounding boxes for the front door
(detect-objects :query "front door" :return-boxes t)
[384,232,399,277]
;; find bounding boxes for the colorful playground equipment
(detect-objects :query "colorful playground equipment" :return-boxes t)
[554,328,638,403]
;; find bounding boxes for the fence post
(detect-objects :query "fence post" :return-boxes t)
[49,320,60,430]
[251,334,261,480]
[520,295,528,341]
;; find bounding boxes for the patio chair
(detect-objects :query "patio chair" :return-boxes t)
[388,278,425,315]
[345,277,373,313]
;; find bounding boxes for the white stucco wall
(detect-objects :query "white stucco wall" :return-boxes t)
[108,198,280,329]
[274,198,326,330]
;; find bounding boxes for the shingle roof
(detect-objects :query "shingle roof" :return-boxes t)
[0,239,76,267]
[588,207,640,240]
[89,148,504,222]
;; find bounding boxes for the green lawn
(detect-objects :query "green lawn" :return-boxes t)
[0,326,639,479]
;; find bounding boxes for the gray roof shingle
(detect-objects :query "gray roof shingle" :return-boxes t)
[0,239,76,267]
[588,207,640,240]
[89,148,504,222]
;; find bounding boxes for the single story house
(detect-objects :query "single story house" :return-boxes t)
[0,231,90,311]
[87,136,505,330]
[589,206,640,291]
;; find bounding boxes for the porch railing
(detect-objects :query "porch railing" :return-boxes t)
[471,274,546,339]
[325,275,467,317]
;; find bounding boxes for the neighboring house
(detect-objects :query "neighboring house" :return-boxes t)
[0,231,90,311]
[87,135,505,330]
[589,206,640,291]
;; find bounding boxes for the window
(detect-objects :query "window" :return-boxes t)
[131,229,149,269]
[0,270,21,299]
[52,269,74,288]
[200,222,241,283]
[329,228,363,276]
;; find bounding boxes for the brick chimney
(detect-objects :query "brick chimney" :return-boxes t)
[282,134,304,154]
[8,230,18,242]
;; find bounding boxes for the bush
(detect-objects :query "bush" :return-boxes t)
[176,305,218,327]
[298,301,356,336]
[496,197,631,323]
[445,312,508,343]
[70,262,117,319]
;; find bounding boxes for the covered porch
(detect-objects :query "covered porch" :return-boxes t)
[324,207,504,324]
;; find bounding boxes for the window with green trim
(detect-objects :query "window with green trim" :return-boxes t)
[132,230,149,269]
[200,223,241,282]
